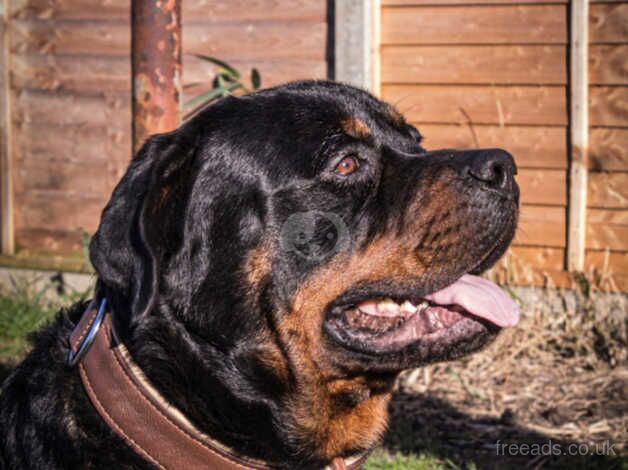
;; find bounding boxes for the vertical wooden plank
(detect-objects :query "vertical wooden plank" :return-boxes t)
[335,0,380,93]
[0,0,14,254]
[567,0,588,271]
[372,0,381,96]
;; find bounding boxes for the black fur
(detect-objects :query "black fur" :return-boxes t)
[0,81,518,469]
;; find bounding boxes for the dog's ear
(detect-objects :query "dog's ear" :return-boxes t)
[89,125,199,322]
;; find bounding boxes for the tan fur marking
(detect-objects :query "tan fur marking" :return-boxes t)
[243,244,272,289]
[340,117,370,139]
[387,106,405,128]
[274,235,426,459]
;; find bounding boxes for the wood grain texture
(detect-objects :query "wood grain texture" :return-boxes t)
[13,123,130,166]
[11,54,326,94]
[587,224,628,251]
[588,208,628,226]
[382,45,567,85]
[12,125,129,197]
[507,246,565,270]
[184,58,326,99]
[183,0,325,22]
[11,54,129,92]
[567,0,588,271]
[183,21,327,61]
[588,173,628,209]
[382,1,568,5]
[493,246,628,291]
[10,0,325,21]
[381,5,566,45]
[13,90,129,128]
[10,0,128,20]
[589,45,628,85]
[515,205,566,247]
[419,124,566,169]
[517,169,567,206]
[0,7,14,254]
[15,228,88,254]
[383,85,567,125]
[590,86,628,127]
[14,191,105,233]
[13,156,118,196]
[589,128,628,171]
[590,3,628,44]
[586,250,628,274]
[11,20,326,60]
[11,19,129,56]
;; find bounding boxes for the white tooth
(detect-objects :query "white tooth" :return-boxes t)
[400,300,417,314]
[357,301,379,316]
[417,301,429,311]
[377,298,399,315]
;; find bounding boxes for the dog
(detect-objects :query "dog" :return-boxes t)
[0,81,519,469]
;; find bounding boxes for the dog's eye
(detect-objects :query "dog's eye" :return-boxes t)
[334,156,360,176]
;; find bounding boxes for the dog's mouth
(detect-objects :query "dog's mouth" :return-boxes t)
[324,274,519,361]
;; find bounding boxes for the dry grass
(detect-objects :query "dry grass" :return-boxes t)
[384,283,627,469]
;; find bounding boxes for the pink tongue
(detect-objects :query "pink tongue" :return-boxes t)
[424,274,519,327]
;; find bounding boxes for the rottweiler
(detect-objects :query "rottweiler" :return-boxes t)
[0,81,519,469]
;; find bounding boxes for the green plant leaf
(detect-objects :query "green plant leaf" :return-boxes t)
[184,83,242,110]
[251,68,261,89]
[193,55,240,79]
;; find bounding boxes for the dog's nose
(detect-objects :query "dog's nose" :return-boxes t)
[466,149,516,192]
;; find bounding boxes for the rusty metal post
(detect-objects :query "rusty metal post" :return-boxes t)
[131,0,182,154]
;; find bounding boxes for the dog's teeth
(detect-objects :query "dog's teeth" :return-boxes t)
[357,300,379,316]
[417,301,429,311]
[400,300,417,314]
[377,298,400,316]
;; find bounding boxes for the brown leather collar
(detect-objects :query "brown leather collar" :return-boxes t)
[68,299,371,470]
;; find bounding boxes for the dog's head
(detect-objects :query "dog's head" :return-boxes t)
[90,81,519,464]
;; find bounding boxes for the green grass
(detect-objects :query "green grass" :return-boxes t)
[0,286,57,361]
[0,278,91,363]
[365,449,459,470]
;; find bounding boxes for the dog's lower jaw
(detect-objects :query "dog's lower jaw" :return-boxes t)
[283,376,394,462]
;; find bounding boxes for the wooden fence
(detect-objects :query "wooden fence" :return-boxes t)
[0,0,626,290]
[379,0,627,290]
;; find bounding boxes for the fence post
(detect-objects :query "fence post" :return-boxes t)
[0,0,14,254]
[567,0,589,271]
[334,0,380,94]
[131,0,182,154]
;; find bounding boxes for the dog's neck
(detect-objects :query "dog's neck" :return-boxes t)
[72,299,374,469]
[109,295,390,467]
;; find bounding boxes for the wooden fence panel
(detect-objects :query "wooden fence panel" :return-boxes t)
[590,3,628,44]
[590,86,628,127]
[589,128,628,171]
[515,205,566,248]
[382,85,567,126]
[380,0,571,282]
[589,45,628,85]
[381,5,566,45]
[588,173,628,210]
[585,1,628,281]
[7,0,329,259]
[418,125,567,169]
[382,45,567,85]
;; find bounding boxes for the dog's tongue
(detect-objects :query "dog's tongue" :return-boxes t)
[424,274,519,327]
